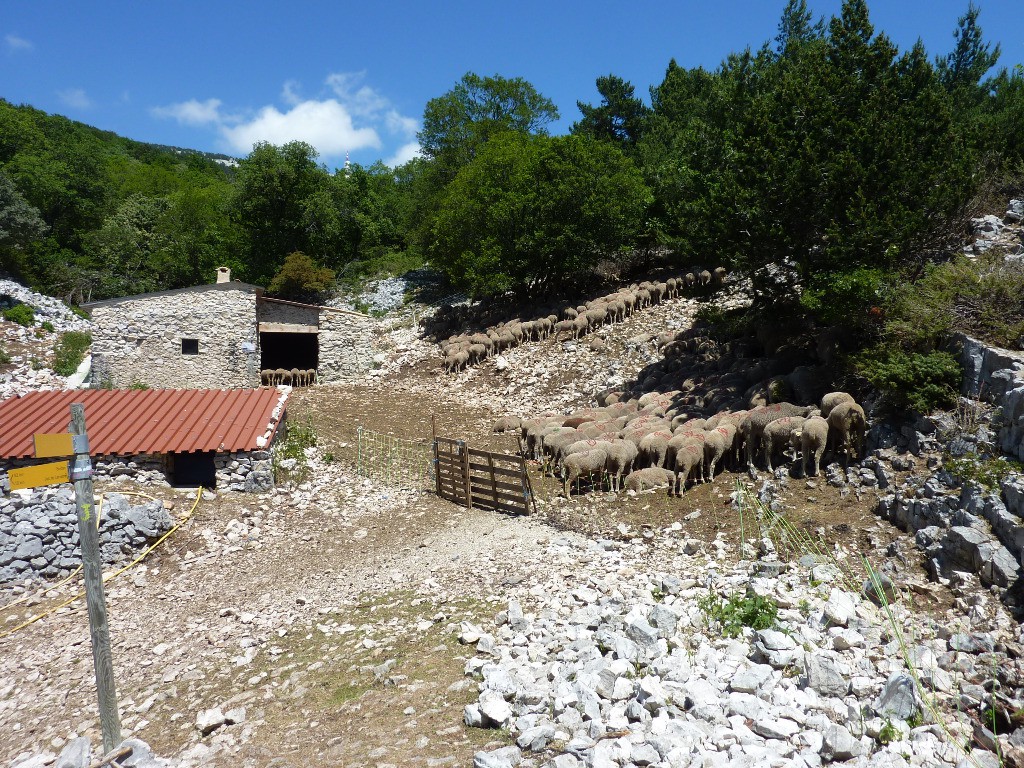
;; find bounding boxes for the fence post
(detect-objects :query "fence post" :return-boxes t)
[70,403,122,752]
[459,440,472,509]
[487,453,497,506]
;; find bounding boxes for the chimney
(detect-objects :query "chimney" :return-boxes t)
[216,266,231,284]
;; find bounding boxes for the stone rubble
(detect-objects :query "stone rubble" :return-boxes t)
[462,533,1020,768]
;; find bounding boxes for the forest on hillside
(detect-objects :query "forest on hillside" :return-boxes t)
[1,0,1022,324]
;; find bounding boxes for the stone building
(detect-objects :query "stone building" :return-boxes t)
[0,387,289,492]
[85,267,375,389]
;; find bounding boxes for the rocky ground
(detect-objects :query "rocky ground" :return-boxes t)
[0,279,93,399]
[2,269,1024,768]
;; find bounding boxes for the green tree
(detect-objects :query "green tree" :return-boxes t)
[418,72,559,185]
[0,169,48,277]
[231,141,330,284]
[572,75,651,154]
[267,251,335,301]
[430,134,651,298]
[935,3,1000,97]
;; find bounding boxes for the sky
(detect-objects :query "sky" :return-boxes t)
[3,1,1022,171]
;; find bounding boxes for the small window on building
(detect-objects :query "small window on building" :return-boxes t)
[181,338,199,355]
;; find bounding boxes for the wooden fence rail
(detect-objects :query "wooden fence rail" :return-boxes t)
[433,437,531,515]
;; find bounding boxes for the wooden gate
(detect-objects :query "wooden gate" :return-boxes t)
[433,437,531,515]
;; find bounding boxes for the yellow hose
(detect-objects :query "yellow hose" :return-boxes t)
[0,488,202,640]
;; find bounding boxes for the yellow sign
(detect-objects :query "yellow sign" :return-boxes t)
[33,433,74,458]
[8,461,69,491]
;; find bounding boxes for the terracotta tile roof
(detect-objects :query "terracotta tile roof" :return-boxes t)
[0,388,289,459]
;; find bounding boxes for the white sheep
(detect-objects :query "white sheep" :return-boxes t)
[562,449,608,498]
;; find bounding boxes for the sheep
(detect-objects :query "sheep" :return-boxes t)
[699,269,712,286]
[703,428,731,480]
[260,369,273,386]
[684,272,696,289]
[542,428,582,475]
[820,391,856,419]
[492,415,522,433]
[739,403,814,471]
[623,467,674,492]
[795,415,829,477]
[293,368,306,387]
[827,401,867,466]
[276,368,291,385]
[760,416,807,472]
[562,449,607,498]
[306,369,316,385]
[712,266,727,287]
[671,442,704,495]
[604,440,639,491]
[443,349,469,373]
[638,430,675,468]
[666,277,679,299]
[665,431,705,475]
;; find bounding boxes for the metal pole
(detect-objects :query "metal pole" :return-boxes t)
[70,403,121,752]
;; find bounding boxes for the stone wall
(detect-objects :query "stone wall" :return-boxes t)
[259,300,319,326]
[1,449,273,494]
[0,489,173,583]
[318,308,375,382]
[89,285,261,389]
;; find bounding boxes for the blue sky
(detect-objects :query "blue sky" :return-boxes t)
[3,1,1021,171]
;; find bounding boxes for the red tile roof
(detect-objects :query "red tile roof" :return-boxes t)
[0,388,289,459]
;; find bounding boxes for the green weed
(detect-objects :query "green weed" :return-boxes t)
[698,590,779,638]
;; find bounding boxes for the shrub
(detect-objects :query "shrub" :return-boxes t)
[0,345,10,365]
[3,304,35,326]
[267,251,336,301]
[856,349,961,414]
[944,454,1023,492]
[800,267,889,331]
[698,591,778,638]
[52,331,92,376]
[41,321,55,332]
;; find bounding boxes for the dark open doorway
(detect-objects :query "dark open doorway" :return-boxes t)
[260,332,319,373]
[170,451,216,488]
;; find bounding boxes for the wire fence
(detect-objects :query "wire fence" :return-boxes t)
[355,426,434,489]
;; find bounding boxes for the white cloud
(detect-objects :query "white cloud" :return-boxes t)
[150,98,224,126]
[386,141,421,167]
[151,72,418,164]
[220,100,380,156]
[325,71,388,117]
[385,110,418,138]
[281,80,302,106]
[5,34,32,53]
[57,88,92,110]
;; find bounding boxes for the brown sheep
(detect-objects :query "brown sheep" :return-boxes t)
[260,369,274,386]
[761,416,807,472]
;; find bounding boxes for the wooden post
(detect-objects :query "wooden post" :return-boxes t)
[487,453,497,509]
[459,440,472,509]
[70,404,121,752]
[433,439,441,499]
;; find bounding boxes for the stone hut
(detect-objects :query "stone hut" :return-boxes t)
[0,387,289,492]
[85,268,375,389]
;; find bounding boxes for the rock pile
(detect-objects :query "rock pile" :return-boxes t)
[0,279,91,333]
[460,535,1016,768]
[965,201,1024,257]
[0,489,172,584]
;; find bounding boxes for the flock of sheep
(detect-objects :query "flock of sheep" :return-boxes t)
[494,392,867,498]
[260,367,316,387]
[437,268,728,373]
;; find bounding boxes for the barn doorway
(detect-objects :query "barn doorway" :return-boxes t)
[170,451,216,488]
[260,332,319,378]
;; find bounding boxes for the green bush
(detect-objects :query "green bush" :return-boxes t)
[52,331,92,376]
[856,349,961,414]
[0,345,10,365]
[698,591,779,638]
[944,454,1023,492]
[800,267,889,330]
[3,304,35,326]
[41,321,55,332]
